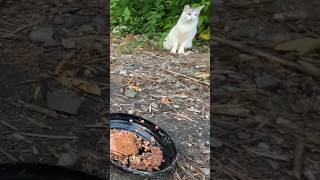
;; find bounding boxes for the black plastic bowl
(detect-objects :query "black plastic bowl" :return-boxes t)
[0,163,105,180]
[110,113,177,177]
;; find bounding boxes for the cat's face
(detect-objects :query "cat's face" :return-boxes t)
[182,5,204,22]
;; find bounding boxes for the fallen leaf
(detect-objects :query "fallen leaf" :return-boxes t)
[196,73,210,79]
[274,38,320,54]
[199,27,210,41]
[160,96,173,105]
[127,79,142,92]
[56,75,101,96]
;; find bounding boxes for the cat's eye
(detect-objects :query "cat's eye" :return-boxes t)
[188,13,191,15]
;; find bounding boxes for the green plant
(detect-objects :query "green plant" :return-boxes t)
[111,0,210,42]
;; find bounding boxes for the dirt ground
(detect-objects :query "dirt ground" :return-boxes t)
[110,37,210,179]
[212,0,320,180]
[0,0,108,178]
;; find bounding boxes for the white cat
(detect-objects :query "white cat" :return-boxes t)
[163,5,204,54]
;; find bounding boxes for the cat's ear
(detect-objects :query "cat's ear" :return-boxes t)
[183,5,190,11]
[195,5,204,12]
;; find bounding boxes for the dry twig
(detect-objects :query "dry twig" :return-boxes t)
[18,132,78,140]
[293,139,305,179]
[160,68,210,86]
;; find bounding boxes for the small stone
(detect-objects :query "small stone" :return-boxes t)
[119,69,127,75]
[173,105,180,109]
[77,24,95,33]
[61,39,76,49]
[47,90,82,114]
[255,75,278,89]
[84,69,91,76]
[201,168,210,176]
[58,153,78,167]
[150,102,158,109]
[43,39,59,47]
[63,13,85,28]
[30,28,54,42]
[53,16,64,25]
[214,88,229,100]
[257,142,270,150]
[273,13,285,22]
[276,117,290,125]
[128,109,134,114]
[93,15,106,27]
[237,131,251,140]
[125,89,136,98]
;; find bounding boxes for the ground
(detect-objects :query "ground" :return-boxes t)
[0,0,108,178]
[110,37,210,179]
[212,0,320,180]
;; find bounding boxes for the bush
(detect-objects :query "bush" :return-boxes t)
[111,0,210,42]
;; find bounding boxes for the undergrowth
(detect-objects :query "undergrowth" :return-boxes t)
[111,0,211,46]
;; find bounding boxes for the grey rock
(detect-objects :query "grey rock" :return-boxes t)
[77,24,95,34]
[214,88,229,100]
[276,117,290,125]
[110,81,118,96]
[150,102,158,109]
[231,25,259,38]
[61,39,76,49]
[173,105,180,109]
[93,15,106,26]
[47,90,82,114]
[58,153,78,167]
[273,11,307,22]
[257,142,270,150]
[119,69,127,75]
[125,89,136,98]
[43,39,59,47]
[53,16,64,25]
[30,28,54,42]
[201,168,210,176]
[63,13,88,27]
[255,75,278,89]
[237,131,251,140]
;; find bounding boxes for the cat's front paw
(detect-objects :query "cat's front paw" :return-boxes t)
[170,49,177,54]
[178,51,191,56]
[178,49,185,54]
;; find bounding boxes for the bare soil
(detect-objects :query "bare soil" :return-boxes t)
[110,36,210,180]
[0,0,108,178]
[212,0,320,180]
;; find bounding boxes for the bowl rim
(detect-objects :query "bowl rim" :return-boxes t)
[110,113,178,176]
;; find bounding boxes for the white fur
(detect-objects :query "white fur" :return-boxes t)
[163,5,204,54]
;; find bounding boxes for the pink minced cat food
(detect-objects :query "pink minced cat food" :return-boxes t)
[110,129,165,172]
